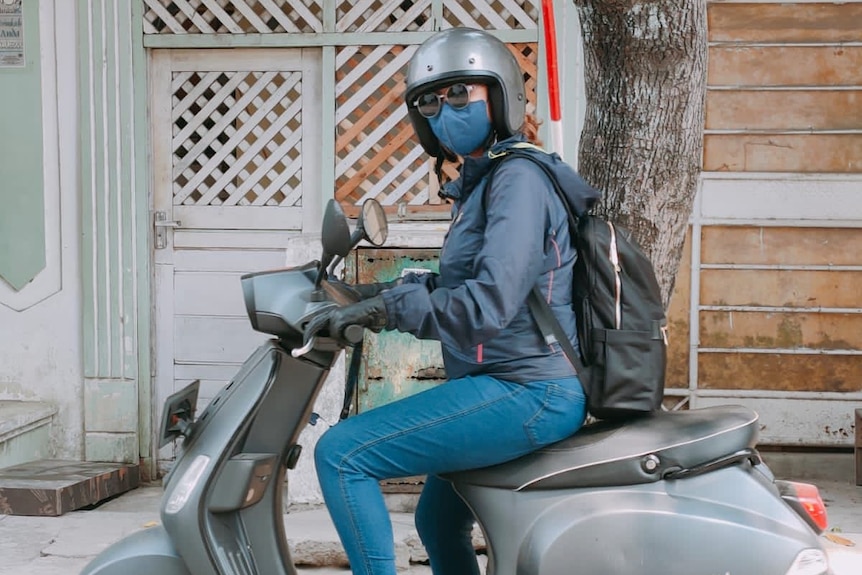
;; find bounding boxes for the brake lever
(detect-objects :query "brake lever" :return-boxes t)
[291,338,317,358]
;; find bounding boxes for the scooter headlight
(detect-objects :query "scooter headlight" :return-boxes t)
[784,548,829,575]
[164,454,210,515]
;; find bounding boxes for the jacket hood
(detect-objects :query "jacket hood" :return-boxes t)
[487,139,601,216]
[437,136,601,215]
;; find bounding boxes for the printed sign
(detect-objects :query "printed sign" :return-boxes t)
[0,0,24,68]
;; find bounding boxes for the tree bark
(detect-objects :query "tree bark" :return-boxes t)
[574,0,707,308]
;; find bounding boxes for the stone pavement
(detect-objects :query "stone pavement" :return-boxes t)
[0,477,859,575]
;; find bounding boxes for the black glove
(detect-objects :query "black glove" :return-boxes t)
[304,295,389,346]
[356,279,402,299]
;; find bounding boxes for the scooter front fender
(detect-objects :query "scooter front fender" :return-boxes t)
[80,525,189,575]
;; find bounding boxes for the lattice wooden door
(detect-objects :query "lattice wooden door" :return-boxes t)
[150,48,323,466]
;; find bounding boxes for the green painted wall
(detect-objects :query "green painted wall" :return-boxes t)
[0,0,44,291]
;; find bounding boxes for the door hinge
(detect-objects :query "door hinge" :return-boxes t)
[154,211,181,250]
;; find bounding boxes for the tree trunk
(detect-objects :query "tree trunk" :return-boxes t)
[574,0,708,308]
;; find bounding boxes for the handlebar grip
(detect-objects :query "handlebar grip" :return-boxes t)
[342,324,364,344]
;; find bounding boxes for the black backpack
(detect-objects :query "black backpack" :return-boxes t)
[488,151,668,420]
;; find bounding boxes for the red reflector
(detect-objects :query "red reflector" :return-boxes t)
[789,481,829,532]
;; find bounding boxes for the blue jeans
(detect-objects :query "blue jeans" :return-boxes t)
[314,374,586,575]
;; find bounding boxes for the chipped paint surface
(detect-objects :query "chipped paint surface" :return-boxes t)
[348,248,444,412]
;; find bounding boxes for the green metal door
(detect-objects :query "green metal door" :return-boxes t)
[346,248,444,413]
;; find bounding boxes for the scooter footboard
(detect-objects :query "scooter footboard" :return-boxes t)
[80,526,189,575]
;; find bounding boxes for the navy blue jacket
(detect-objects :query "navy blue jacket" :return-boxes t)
[381,136,601,383]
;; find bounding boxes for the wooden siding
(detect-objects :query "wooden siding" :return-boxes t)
[706,91,862,131]
[704,2,862,174]
[709,46,862,87]
[700,312,860,350]
[701,226,862,266]
[704,134,862,173]
[690,222,862,395]
[699,354,862,392]
[707,3,862,44]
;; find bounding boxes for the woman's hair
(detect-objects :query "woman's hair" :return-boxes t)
[519,113,544,147]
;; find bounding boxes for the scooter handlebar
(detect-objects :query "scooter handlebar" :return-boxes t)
[292,321,364,358]
[342,324,364,344]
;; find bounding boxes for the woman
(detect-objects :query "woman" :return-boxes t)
[312,27,601,575]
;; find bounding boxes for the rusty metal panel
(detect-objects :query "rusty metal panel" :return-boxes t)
[698,353,862,392]
[700,311,862,351]
[709,46,862,87]
[706,90,862,131]
[702,227,862,266]
[707,3,862,44]
[700,269,862,308]
[704,134,862,173]
[347,248,444,412]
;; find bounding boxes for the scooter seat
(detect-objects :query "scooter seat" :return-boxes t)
[445,405,759,491]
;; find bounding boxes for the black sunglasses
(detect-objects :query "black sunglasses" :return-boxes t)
[412,83,475,118]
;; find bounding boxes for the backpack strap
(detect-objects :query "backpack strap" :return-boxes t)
[527,286,588,379]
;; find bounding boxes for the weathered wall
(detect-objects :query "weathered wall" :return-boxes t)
[663,1,862,445]
[0,1,84,459]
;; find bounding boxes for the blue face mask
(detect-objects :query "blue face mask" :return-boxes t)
[428,101,492,157]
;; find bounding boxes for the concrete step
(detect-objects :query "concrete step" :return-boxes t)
[0,400,56,470]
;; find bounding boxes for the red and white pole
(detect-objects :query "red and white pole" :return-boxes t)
[541,0,564,157]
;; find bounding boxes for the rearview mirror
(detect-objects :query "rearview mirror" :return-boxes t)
[356,199,388,247]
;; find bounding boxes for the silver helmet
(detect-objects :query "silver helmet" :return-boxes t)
[405,27,526,158]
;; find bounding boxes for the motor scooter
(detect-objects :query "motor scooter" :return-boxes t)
[82,198,833,575]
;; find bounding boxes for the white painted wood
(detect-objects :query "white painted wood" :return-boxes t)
[694,396,858,447]
[168,48,304,71]
[335,45,415,121]
[337,0,432,33]
[173,249,287,271]
[690,172,862,447]
[151,49,179,463]
[300,48,324,233]
[173,206,304,230]
[446,0,537,30]
[144,0,326,36]
[699,174,862,223]
[174,272,249,317]
[174,317,266,364]
[151,48,322,467]
[174,230,300,249]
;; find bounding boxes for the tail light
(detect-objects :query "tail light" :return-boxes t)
[776,480,829,534]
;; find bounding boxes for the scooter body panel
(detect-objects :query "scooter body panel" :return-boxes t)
[82,340,331,575]
[457,463,827,575]
[78,526,189,575]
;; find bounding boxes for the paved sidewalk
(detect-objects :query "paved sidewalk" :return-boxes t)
[0,479,859,575]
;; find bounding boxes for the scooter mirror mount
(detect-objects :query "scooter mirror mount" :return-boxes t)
[315,200,389,292]
[315,200,353,289]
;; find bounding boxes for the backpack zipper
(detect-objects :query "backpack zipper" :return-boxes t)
[607,222,622,329]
